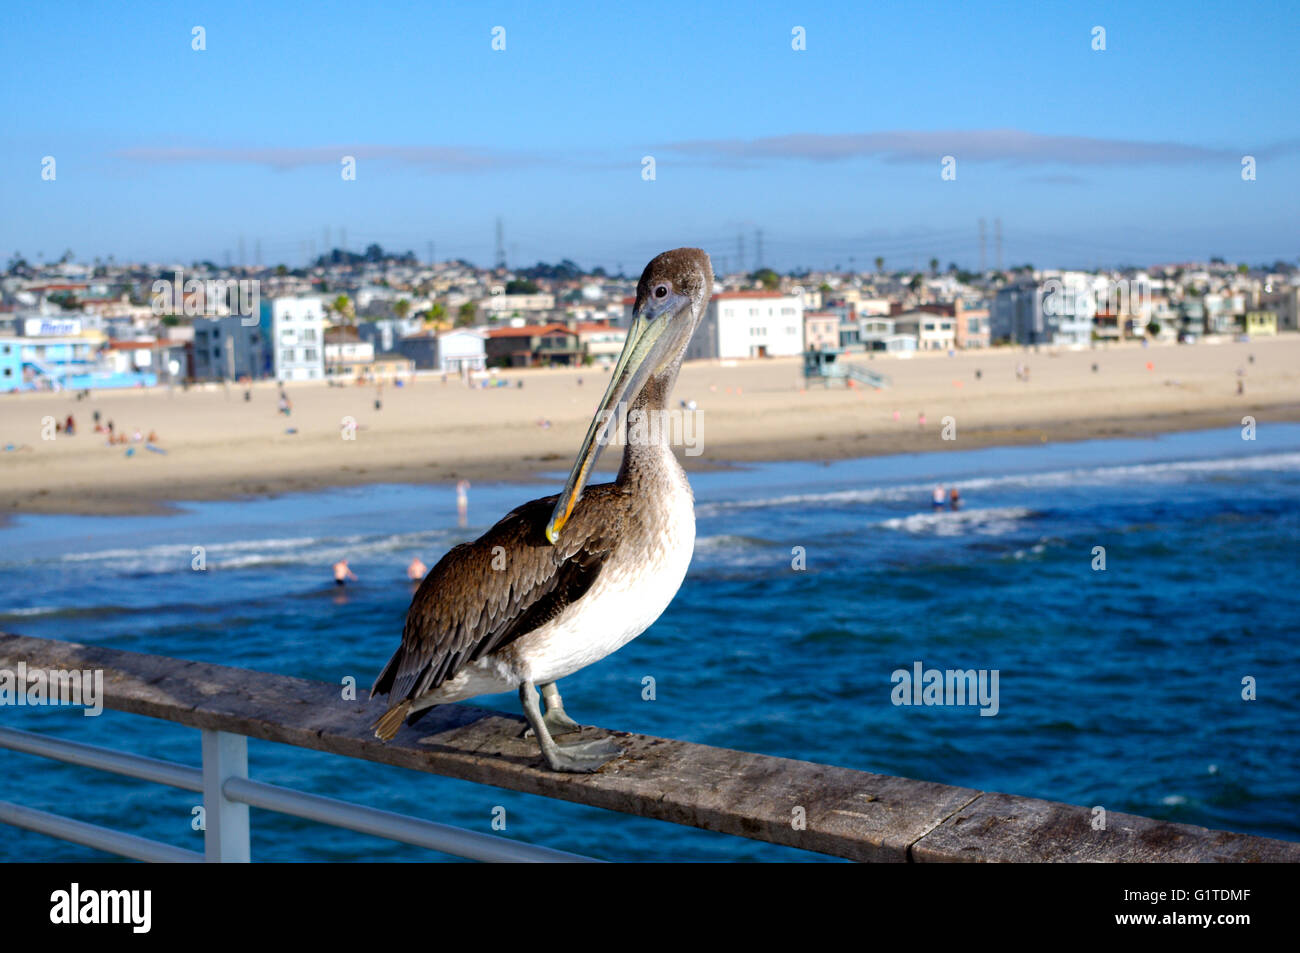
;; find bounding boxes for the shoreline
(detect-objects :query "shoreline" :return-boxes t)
[4,400,1297,517]
[3,337,1297,516]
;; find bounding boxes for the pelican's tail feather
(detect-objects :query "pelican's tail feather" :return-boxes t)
[373,700,412,741]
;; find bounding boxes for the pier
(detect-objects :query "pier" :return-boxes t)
[2,633,1296,863]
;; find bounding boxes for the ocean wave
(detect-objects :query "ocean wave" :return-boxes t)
[697,451,1300,516]
[694,533,774,551]
[877,506,1038,537]
[3,530,455,575]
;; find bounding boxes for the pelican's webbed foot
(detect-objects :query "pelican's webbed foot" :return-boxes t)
[519,680,622,773]
[552,735,622,772]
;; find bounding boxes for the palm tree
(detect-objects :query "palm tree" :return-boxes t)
[328,294,355,326]
[929,257,939,276]
[874,256,884,275]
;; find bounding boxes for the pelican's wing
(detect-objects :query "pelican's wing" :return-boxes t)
[370,484,625,708]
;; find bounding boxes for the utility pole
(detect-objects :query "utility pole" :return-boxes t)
[755,228,763,269]
[737,233,745,274]
[495,218,506,270]
[979,218,987,273]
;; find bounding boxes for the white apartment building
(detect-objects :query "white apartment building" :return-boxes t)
[684,292,805,361]
[894,310,957,351]
[259,296,325,381]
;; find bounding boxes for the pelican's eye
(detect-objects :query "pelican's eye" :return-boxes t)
[653,283,669,300]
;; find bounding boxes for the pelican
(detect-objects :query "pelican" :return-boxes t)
[370,248,712,772]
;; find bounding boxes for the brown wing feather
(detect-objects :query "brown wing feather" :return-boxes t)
[370,483,628,708]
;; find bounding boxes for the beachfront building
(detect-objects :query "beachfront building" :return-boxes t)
[371,352,416,381]
[803,311,840,351]
[1242,310,1278,336]
[894,310,957,351]
[954,297,990,349]
[323,327,376,378]
[683,291,804,361]
[0,339,20,389]
[485,323,581,367]
[0,313,154,391]
[192,315,267,381]
[259,296,325,381]
[357,316,424,353]
[991,275,1098,346]
[575,322,626,366]
[1201,293,1245,335]
[859,316,914,353]
[1260,285,1300,332]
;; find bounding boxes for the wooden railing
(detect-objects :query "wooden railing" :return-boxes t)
[2,633,1297,862]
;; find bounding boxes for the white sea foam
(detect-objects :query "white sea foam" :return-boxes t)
[877,506,1037,537]
[697,451,1300,516]
[6,530,454,574]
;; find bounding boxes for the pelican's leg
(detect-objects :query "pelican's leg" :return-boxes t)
[519,680,621,774]
[520,681,583,737]
[541,681,583,733]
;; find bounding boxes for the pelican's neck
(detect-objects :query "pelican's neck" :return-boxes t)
[615,368,681,486]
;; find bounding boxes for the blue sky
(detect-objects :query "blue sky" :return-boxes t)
[2,0,1297,271]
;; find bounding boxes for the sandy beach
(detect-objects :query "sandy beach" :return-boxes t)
[1,336,1297,516]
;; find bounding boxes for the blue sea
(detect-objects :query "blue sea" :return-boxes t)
[2,424,1299,861]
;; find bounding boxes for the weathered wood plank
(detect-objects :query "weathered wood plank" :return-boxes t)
[4,633,1298,862]
[911,791,1300,862]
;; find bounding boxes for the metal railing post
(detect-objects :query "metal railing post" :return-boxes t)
[201,729,250,862]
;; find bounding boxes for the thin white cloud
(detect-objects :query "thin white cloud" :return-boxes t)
[115,144,537,172]
[664,130,1300,167]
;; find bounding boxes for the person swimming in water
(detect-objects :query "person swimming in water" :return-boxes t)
[406,556,427,581]
[333,560,357,587]
[949,487,961,511]
[932,484,946,510]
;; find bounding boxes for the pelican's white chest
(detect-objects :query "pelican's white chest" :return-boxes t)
[513,467,695,685]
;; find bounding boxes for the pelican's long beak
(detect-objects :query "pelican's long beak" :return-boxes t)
[545,295,685,543]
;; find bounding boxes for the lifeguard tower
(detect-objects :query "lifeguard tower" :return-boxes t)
[802,348,890,389]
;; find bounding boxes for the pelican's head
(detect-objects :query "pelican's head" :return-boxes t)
[545,248,713,543]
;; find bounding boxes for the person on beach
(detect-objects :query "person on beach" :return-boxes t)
[279,394,291,416]
[456,479,471,527]
[932,485,946,510]
[950,487,961,511]
[406,557,427,581]
[333,560,357,587]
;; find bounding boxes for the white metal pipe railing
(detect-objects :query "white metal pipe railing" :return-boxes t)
[222,775,595,863]
[0,724,597,863]
[0,800,203,863]
[0,724,203,791]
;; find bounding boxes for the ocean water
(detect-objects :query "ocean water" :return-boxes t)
[2,424,1299,861]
